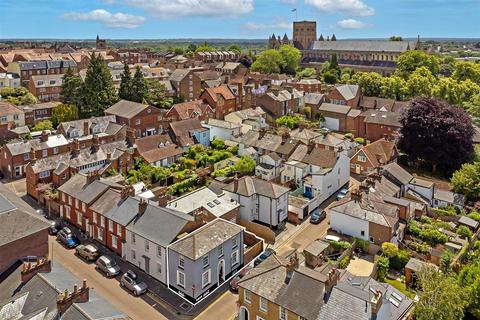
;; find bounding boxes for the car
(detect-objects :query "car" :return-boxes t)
[229,266,252,292]
[120,270,148,296]
[48,221,63,235]
[310,210,326,224]
[75,244,100,261]
[57,227,79,248]
[96,255,121,277]
[324,235,341,243]
[254,248,276,267]
[336,188,349,201]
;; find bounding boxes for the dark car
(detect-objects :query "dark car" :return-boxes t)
[48,221,63,235]
[254,248,276,267]
[230,266,252,292]
[120,270,148,296]
[336,188,349,201]
[57,227,79,248]
[310,210,326,224]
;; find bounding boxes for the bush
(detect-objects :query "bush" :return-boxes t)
[419,216,433,224]
[338,256,350,269]
[211,138,226,150]
[408,220,421,237]
[382,242,399,258]
[168,175,198,195]
[353,237,370,252]
[419,228,449,246]
[390,250,411,270]
[354,137,366,145]
[376,255,390,282]
[457,225,473,239]
[344,133,354,139]
[331,241,352,251]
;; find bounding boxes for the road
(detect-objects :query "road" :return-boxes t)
[195,216,330,320]
[50,237,168,320]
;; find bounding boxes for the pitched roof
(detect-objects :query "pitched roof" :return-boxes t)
[141,144,185,163]
[166,100,213,120]
[203,85,236,102]
[304,92,325,106]
[169,219,243,260]
[362,109,401,127]
[356,138,396,167]
[169,118,207,138]
[58,115,117,137]
[104,100,151,119]
[382,162,413,185]
[0,102,23,115]
[223,176,290,199]
[289,128,322,144]
[312,40,417,53]
[135,134,173,154]
[334,84,360,101]
[319,102,351,114]
[302,147,338,168]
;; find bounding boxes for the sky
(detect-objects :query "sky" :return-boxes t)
[0,0,479,40]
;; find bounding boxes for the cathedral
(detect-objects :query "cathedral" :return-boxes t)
[267,33,291,49]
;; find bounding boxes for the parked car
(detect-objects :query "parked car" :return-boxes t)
[48,221,63,235]
[310,210,326,224]
[96,255,121,277]
[57,227,79,248]
[324,235,341,243]
[75,244,100,261]
[120,270,148,296]
[336,188,349,201]
[254,248,276,267]
[229,266,252,292]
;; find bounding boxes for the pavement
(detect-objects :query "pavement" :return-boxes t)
[346,255,375,277]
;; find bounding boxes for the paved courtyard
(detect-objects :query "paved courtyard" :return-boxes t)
[346,255,375,277]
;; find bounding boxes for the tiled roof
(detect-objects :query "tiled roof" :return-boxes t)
[204,85,236,102]
[104,100,150,119]
[302,147,337,168]
[357,138,396,167]
[223,176,290,199]
[166,100,212,120]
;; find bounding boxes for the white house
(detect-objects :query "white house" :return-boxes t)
[124,201,194,284]
[222,176,290,228]
[255,152,283,181]
[224,107,268,134]
[0,73,20,89]
[202,118,241,142]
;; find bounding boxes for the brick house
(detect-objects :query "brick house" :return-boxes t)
[304,92,327,119]
[169,118,210,149]
[169,69,202,102]
[20,101,60,125]
[105,100,165,137]
[8,60,76,86]
[350,138,397,175]
[327,84,361,108]
[256,88,303,120]
[28,74,63,101]
[360,108,401,141]
[290,78,322,93]
[165,100,214,121]
[200,85,237,120]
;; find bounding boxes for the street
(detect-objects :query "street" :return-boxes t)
[50,237,168,320]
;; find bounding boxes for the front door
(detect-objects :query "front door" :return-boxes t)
[218,260,225,284]
[143,256,150,273]
[355,164,361,174]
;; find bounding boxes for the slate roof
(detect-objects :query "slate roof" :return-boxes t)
[135,134,173,154]
[255,133,283,152]
[302,147,338,168]
[169,69,190,83]
[319,102,351,114]
[289,128,321,144]
[203,118,241,130]
[362,109,401,127]
[141,145,185,163]
[126,201,193,247]
[169,219,243,260]
[223,176,290,199]
[304,92,325,105]
[288,144,309,162]
[58,176,114,204]
[89,188,122,215]
[334,84,360,101]
[166,100,212,121]
[58,115,117,138]
[104,100,151,119]
[275,139,301,156]
[311,40,417,53]
[382,162,413,185]
[169,118,207,138]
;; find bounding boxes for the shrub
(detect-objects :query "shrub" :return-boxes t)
[408,220,421,237]
[419,216,433,224]
[390,250,411,270]
[354,137,366,145]
[419,228,449,246]
[382,242,399,258]
[456,225,473,239]
[376,256,390,282]
[211,138,226,150]
[353,237,370,252]
[344,133,354,139]
[338,256,350,269]
[331,241,352,251]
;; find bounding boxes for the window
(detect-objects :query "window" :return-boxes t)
[100,216,105,228]
[23,153,30,161]
[64,206,71,219]
[203,255,209,268]
[39,170,50,178]
[370,236,374,243]
[13,114,19,120]
[132,249,136,260]
[177,270,185,288]
[244,290,251,304]
[109,220,113,232]
[260,297,268,312]
[93,212,97,224]
[231,250,239,266]
[77,212,82,225]
[135,119,141,125]
[117,225,122,236]
[145,240,149,251]
[232,238,238,249]
[131,233,136,244]
[53,147,58,155]
[218,246,224,257]
[97,227,103,241]
[42,149,47,158]
[82,202,86,212]
[0,116,7,122]
[358,154,366,162]
[202,269,211,288]
[361,231,365,236]
[299,317,306,320]
[75,199,79,209]
[112,235,117,249]
[157,262,162,274]
[61,192,65,202]
[279,306,287,320]
[179,256,185,269]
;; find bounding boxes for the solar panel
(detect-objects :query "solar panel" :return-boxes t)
[213,199,221,205]
[391,292,403,302]
[389,297,400,308]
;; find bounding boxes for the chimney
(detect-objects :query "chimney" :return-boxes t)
[56,280,90,315]
[121,185,134,200]
[40,130,49,142]
[370,289,383,316]
[298,122,306,131]
[126,128,136,147]
[224,75,229,84]
[259,128,267,139]
[307,140,316,153]
[83,121,89,136]
[72,138,80,157]
[233,177,239,192]
[281,130,290,143]
[285,252,299,284]
[92,134,100,152]
[21,258,52,284]
[86,171,100,185]
[350,189,362,203]
[29,147,36,164]
[138,199,147,216]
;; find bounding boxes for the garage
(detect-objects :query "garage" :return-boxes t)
[323,117,340,131]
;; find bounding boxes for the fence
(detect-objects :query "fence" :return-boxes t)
[243,231,264,264]
[237,219,276,244]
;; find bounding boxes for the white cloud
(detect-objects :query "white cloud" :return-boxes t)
[244,21,291,31]
[336,18,366,29]
[305,0,374,16]
[125,0,254,18]
[280,0,297,5]
[101,0,116,4]
[62,9,145,28]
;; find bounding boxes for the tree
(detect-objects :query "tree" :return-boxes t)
[440,250,454,273]
[145,79,172,109]
[405,66,437,98]
[278,45,301,75]
[276,115,302,129]
[235,155,256,174]
[31,120,54,132]
[61,66,82,106]
[323,70,338,84]
[381,242,399,258]
[297,67,317,79]
[50,103,79,127]
[398,97,474,172]
[451,162,480,201]
[452,61,480,84]
[464,93,480,126]
[238,54,253,68]
[395,50,440,79]
[195,43,215,52]
[457,225,473,239]
[131,66,148,103]
[376,255,390,281]
[390,250,411,270]
[118,63,133,100]
[80,53,118,117]
[380,76,407,100]
[350,72,383,96]
[414,265,468,320]
[251,49,283,74]
[211,138,226,150]
[389,36,403,41]
[187,44,197,53]
[21,93,37,105]
[227,44,241,54]
[329,53,339,71]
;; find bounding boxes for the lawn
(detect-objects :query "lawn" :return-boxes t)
[385,278,416,299]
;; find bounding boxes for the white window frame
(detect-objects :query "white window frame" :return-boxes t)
[77,212,82,225]
[232,237,238,249]
[64,206,71,219]
[109,220,113,232]
[116,224,122,236]
[111,235,117,249]
[82,202,86,212]
[100,216,105,228]
[260,297,268,312]
[203,255,209,268]
[202,269,211,288]
[179,256,185,269]
[244,289,251,304]
[279,306,287,320]
[97,227,103,241]
[93,212,97,224]
[131,233,136,244]
[231,250,239,266]
[177,270,185,288]
[157,262,162,274]
[145,239,149,252]
[157,245,162,258]
[132,249,136,260]
[218,245,224,257]
[42,149,47,158]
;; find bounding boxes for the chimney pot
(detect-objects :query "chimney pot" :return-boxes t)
[82,279,87,290]
[74,284,78,294]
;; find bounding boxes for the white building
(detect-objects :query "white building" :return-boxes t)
[255,153,283,181]
[0,73,20,89]
[202,118,241,142]
[222,176,290,228]
[224,107,268,134]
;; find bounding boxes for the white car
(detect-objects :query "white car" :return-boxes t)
[324,235,341,242]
